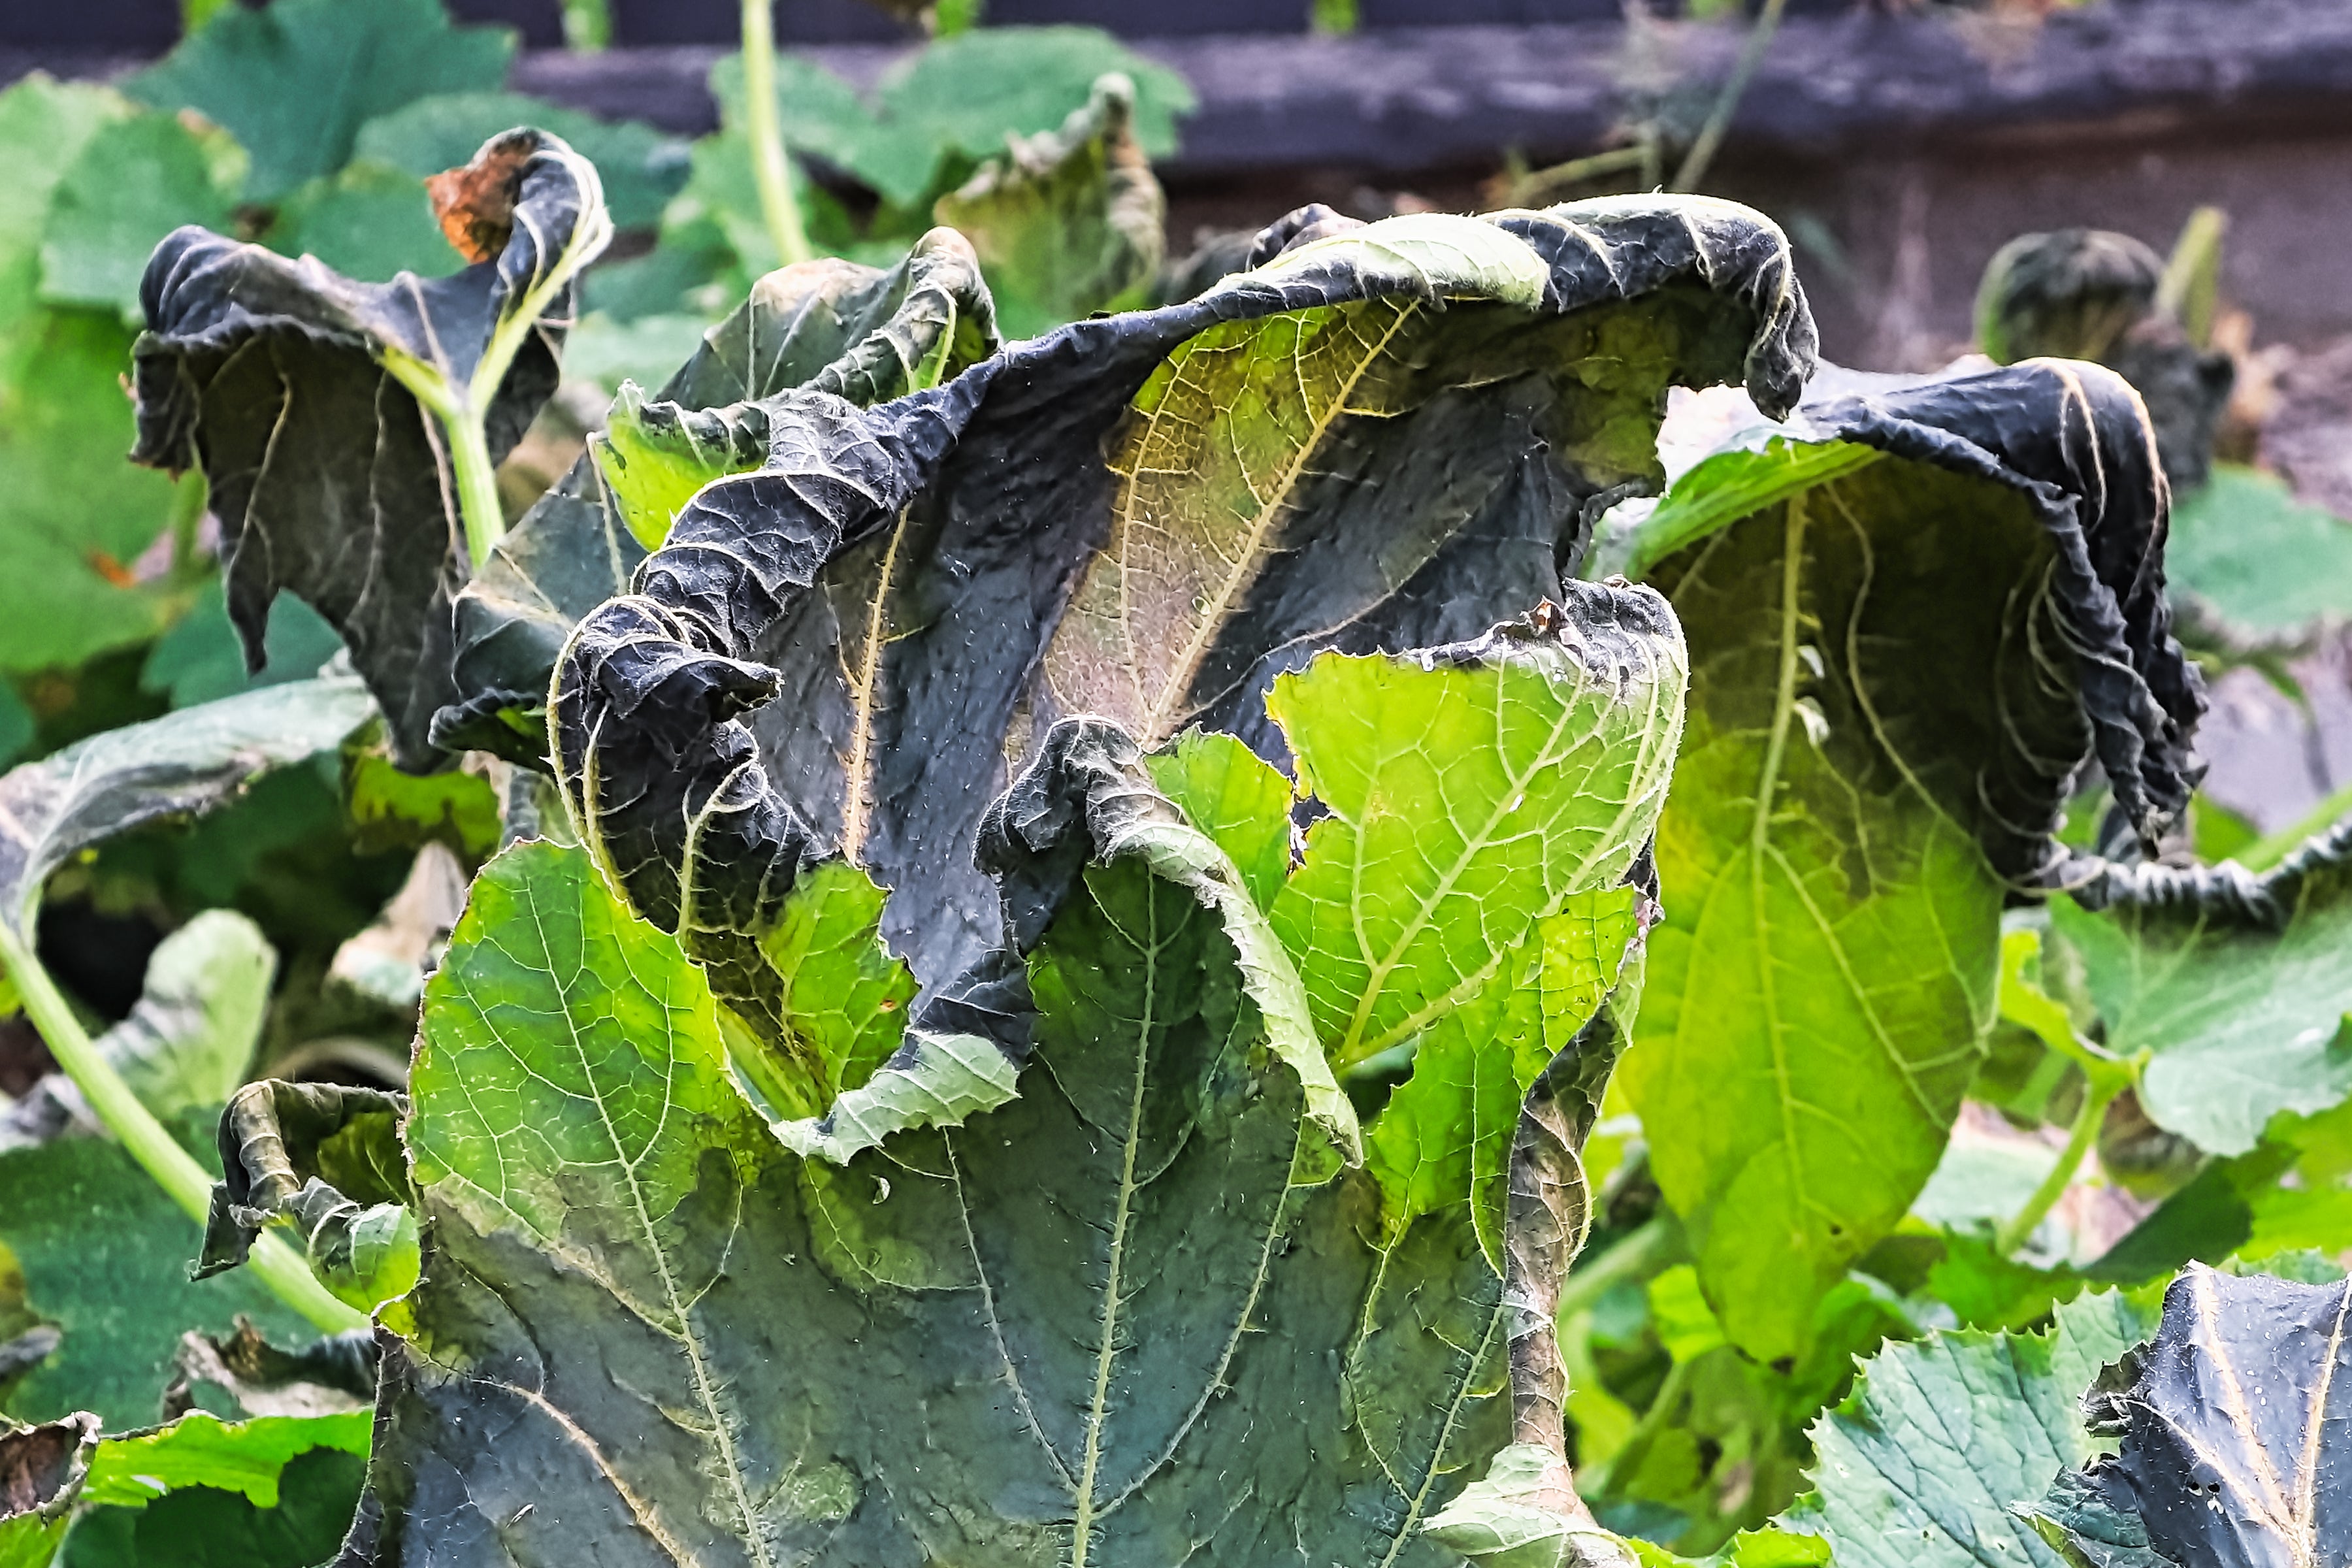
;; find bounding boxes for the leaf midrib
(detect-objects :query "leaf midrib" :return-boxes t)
[1128,300,1420,740]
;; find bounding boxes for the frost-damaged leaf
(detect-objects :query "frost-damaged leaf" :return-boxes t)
[1775,1290,2164,1568]
[2050,816,2352,1154]
[549,198,1812,1030]
[0,911,272,1152]
[131,129,610,768]
[346,723,1633,1564]
[0,1412,95,1565]
[0,677,374,941]
[435,228,998,760]
[933,72,1165,341]
[197,1083,416,1316]
[2020,1264,2349,1568]
[1612,361,2204,1359]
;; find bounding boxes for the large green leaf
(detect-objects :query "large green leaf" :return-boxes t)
[60,1446,368,1568]
[126,0,512,203]
[338,745,1560,1560]
[932,73,1164,340]
[2020,1265,2349,1568]
[38,110,238,321]
[1614,363,2202,1359]
[1780,1290,2164,1568]
[0,1115,313,1429]
[1269,589,1681,1074]
[132,129,610,766]
[0,78,186,674]
[2166,463,2352,640]
[547,199,1811,1031]
[2050,817,2352,1154]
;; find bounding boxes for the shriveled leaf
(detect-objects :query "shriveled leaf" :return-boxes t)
[2050,816,2352,1154]
[133,129,610,767]
[437,229,999,758]
[127,0,511,203]
[0,676,373,941]
[199,1083,415,1315]
[0,1413,95,1567]
[933,72,1164,340]
[1778,1289,2164,1568]
[0,911,273,1151]
[0,1115,314,1429]
[2019,1265,2349,1568]
[327,841,468,1015]
[78,1410,370,1509]
[1271,589,1682,1073]
[549,199,1812,1029]
[347,714,1628,1563]
[2167,464,2352,641]
[353,91,686,232]
[1616,363,2202,1359]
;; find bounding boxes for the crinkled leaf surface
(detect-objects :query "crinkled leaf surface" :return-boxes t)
[199,1082,417,1315]
[133,130,608,768]
[549,198,1811,1023]
[1614,363,2202,1359]
[2050,817,2352,1154]
[0,676,373,940]
[2022,1265,2349,1568]
[0,1413,95,1568]
[1781,1289,2164,1568]
[126,0,511,203]
[933,73,1164,341]
[438,229,998,759]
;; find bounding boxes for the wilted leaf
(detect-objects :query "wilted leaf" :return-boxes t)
[437,229,999,759]
[2050,816,2352,1154]
[549,199,1812,1030]
[346,745,1574,1561]
[199,1083,416,1315]
[126,0,511,203]
[0,676,374,941]
[1780,1290,2164,1568]
[0,1413,95,1567]
[0,911,273,1151]
[133,129,610,768]
[1614,363,2202,1359]
[353,91,686,231]
[2019,1264,2349,1568]
[934,73,1164,340]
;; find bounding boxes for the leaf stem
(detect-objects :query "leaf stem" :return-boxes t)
[1671,0,1791,193]
[0,920,366,1335]
[740,0,814,269]
[1993,1074,2123,1258]
[445,406,508,573]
